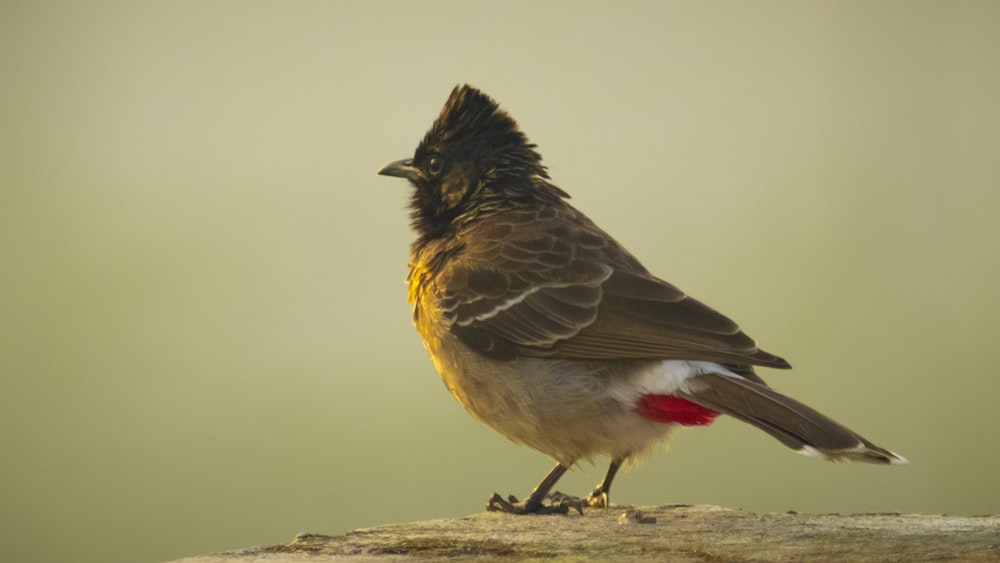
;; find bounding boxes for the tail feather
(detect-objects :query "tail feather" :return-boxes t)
[679,373,907,465]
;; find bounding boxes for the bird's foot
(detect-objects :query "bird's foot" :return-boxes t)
[486,492,584,515]
[584,488,610,509]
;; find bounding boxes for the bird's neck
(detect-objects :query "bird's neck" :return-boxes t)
[409,176,568,246]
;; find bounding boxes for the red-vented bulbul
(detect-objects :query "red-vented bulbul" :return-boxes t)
[377,85,906,514]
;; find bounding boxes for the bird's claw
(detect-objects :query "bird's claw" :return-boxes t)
[546,491,586,514]
[585,489,609,509]
[486,492,582,515]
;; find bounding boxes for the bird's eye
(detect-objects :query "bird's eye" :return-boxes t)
[427,155,445,176]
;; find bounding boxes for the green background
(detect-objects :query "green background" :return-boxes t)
[3,2,998,562]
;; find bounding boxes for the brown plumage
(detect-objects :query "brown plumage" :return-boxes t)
[378,84,906,514]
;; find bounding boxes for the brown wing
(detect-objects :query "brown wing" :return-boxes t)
[434,205,790,368]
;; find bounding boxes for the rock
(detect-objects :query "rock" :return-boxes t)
[172,504,1000,562]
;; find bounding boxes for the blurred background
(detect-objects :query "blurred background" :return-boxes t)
[2,1,998,561]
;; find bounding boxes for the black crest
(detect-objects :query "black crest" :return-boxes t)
[417,85,548,183]
[389,85,571,240]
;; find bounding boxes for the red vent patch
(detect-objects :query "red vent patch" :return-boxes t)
[637,394,720,426]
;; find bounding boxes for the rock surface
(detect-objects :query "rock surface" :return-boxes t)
[174,504,1000,562]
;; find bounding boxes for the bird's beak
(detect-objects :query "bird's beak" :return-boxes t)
[377,158,422,182]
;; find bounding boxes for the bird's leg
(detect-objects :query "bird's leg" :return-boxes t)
[487,462,576,514]
[585,457,624,508]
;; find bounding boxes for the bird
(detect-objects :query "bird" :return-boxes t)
[376,84,907,514]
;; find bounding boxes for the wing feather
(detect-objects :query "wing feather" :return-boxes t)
[432,206,789,368]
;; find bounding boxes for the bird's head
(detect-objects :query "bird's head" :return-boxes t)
[378,84,567,237]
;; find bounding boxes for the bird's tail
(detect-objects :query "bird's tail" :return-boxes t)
[678,373,908,465]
